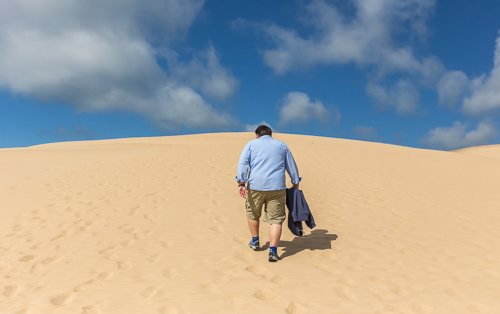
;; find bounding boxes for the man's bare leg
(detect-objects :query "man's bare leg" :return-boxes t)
[269,224,282,247]
[247,218,259,237]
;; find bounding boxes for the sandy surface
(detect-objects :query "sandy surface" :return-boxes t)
[453,145,500,160]
[1,132,499,314]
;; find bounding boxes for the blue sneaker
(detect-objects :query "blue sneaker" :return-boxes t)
[248,239,260,250]
[268,251,281,262]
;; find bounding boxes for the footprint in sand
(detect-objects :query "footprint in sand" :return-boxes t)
[117,261,132,271]
[133,233,145,240]
[337,276,357,286]
[121,239,134,247]
[81,304,101,314]
[321,251,338,260]
[141,286,162,298]
[232,237,246,245]
[161,241,173,248]
[96,271,113,281]
[215,216,228,223]
[158,307,178,314]
[200,281,217,292]
[50,230,72,241]
[315,264,342,275]
[98,246,118,259]
[19,254,39,263]
[467,304,489,313]
[246,266,272,279]
[144,214,161,224]
[162,268,178,278]
[50,292,75,305]
[148,254,162,264]
[445,289,465,297]
[336,285,358,302]
[270,275,288,284]
[29,262,44,274]
[374,291,397,301]
[4,267,21,279]
[3,285,21,297]
[199,207,211,214]
[392,287,409,297]
[412,303,435,314]
[209,224,224,233]
[0,242,13,251]
[143,229,155,236]
[98,246,116,255]
[253,288,277,301]
[0,264,11,272]
[74,279,97,292]
[285,301,307,314]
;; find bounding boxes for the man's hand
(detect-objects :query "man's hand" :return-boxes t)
[292,183,300,189]
[238,186,247,198]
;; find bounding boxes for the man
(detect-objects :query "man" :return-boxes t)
[236,125,301,262]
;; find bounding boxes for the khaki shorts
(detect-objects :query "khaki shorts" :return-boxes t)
[245,188,286,225]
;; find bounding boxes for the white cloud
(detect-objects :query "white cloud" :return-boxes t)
[436,33,500,116]
[244,121,273,132]
[437,70,469,108]
[367,79,420,115]
[351,126,381,142]
[258,0,439,80]
[240,0,442,115]
[279,92,335,125]
[462,34,500,115]
[167,45,239,101]
[0,0,237,130]
[419,121,498,150]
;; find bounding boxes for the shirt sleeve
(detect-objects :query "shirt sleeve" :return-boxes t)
[236,142,251,183]
[285,146,302,185]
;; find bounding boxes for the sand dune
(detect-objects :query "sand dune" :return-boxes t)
[1,133,499,313]
[454,144,500,160]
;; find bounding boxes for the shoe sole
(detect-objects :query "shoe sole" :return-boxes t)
[268,254,280,262]
[249,244,259,250]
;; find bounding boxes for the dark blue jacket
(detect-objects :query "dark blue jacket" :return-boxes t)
[286,188,316,236]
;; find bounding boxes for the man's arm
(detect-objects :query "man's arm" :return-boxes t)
[236,143,251,198]
[285,146,301,189]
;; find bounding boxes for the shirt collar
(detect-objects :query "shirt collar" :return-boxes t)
[259,135,271,139]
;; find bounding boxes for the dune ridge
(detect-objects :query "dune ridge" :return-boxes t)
[1,133,499,313]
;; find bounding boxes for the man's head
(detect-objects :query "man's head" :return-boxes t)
[255,125,272,138]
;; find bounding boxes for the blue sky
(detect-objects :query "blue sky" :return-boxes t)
[1,0,500,150]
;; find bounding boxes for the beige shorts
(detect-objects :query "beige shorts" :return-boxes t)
[245,188,286,225]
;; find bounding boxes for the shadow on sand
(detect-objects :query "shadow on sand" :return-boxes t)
[279,229,338,259]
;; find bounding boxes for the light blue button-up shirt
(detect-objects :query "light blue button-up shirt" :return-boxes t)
[236,135,301,191]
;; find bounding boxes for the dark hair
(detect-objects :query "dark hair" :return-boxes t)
[255,125,272,137]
